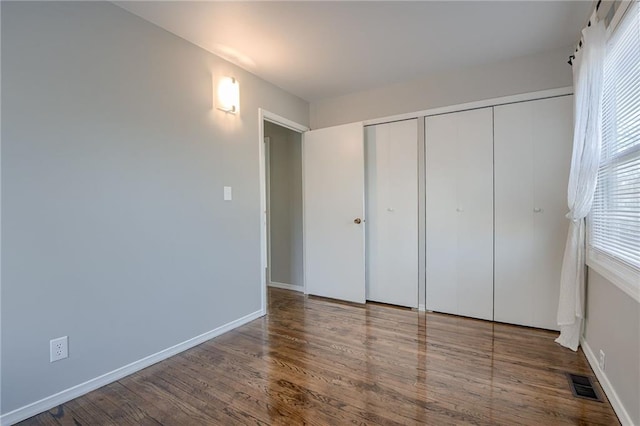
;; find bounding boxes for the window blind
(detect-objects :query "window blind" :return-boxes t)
[590,0,640,270]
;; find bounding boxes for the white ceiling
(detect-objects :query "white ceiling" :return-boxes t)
[116,1,592,102]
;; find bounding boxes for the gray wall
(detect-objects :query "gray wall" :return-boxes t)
[584,270,640,425]
[265,122,303,288]
[310,46,574,128]
[1,1,308,415]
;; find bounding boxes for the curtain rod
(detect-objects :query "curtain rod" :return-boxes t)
[568,0,602,65]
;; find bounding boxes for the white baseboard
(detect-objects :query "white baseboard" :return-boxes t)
[0,309,265,426]
[581,339,634,426]
[268,281,303,292]
[418,304,426,312]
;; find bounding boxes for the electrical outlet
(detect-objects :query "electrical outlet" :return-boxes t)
[50,336,68,363]
[598,349,606,371]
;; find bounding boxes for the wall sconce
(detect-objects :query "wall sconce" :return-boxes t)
[217,76,239,113]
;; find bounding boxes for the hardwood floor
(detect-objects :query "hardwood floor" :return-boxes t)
[19,288,619,425]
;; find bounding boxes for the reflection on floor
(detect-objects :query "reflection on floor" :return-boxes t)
[19,287,619,425]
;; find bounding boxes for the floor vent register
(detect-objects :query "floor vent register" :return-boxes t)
[566,373,602,402]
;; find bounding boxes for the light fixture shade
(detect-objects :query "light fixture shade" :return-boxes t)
[217,76,239,113]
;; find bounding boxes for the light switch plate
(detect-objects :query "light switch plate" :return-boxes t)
[224,186,232,201]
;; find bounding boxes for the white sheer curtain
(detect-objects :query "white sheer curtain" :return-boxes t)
[556,20,606,351]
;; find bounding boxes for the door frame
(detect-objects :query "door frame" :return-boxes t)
[264,136,272,287]
[258,109,309,314]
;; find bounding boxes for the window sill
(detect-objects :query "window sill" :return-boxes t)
[587,248,640,303]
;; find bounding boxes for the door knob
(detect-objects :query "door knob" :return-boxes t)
[533,208,543,213]
[354,218,362,224]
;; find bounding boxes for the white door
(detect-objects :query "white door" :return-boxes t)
[425,108,494,321]
[494,96,573,330]
[303,122,366,303]
[365,119,418,307]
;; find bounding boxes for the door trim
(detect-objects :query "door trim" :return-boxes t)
[264,136,272,287]
[363,86,573,127]
[258,109,309,314]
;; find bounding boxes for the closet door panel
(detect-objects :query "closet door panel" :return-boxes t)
[494,104,536,327]
[386,120,419,308]
[456,109,494,320]
[426,108,493,320]
[494,95,572,330]
[365,119,418,308]
[532,96,573,330]
[365,125,383,303]
[425,115,459,315]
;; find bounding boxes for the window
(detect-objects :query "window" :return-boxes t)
[588,0,640,300]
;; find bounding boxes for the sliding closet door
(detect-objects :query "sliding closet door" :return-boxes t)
[494,96,573,330]
[365,119,418,308]
[425,108,494,320]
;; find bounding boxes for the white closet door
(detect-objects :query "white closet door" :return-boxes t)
[365,119,418,308]
[493,103,535,326]
[494,96,573,330]
[304,122,366,304]
[425,108,494,321]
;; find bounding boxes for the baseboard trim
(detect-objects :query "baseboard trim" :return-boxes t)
[0,309,265,426]
[581,338,634,426]
[268,281,304,292]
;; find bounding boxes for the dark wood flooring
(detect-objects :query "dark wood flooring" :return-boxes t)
[18,287,619,425]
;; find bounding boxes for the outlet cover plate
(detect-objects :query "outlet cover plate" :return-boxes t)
[50,336,68,362]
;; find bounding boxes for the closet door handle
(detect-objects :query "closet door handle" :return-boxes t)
[456,208,464,213]
[354,218,362,224]
[533,208,543,213]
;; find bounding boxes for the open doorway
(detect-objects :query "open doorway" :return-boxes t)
[259,110,309,313]
[265,122,303,291]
